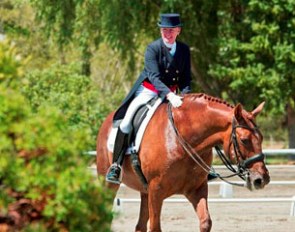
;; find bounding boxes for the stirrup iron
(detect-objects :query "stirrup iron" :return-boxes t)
[105,163,123,184]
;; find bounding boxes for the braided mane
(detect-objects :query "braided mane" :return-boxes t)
[188,93,234,109]
[187,93,258,122]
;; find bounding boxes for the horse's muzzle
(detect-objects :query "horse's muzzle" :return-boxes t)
[246,168,270,190]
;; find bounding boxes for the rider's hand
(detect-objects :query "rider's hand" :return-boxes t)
[167,92,183,108]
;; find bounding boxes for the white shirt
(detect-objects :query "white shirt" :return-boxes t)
[164,41,176,56]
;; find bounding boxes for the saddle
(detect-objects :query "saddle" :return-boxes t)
[107,97,163,189]
[107,97,163,154]
[129,97,159,146]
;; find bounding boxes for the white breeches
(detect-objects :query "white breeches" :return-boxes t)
[119,85,158,133]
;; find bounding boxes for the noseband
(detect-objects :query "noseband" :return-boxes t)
[167,104,265,186]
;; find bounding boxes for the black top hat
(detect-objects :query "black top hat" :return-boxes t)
[157,13,183,28]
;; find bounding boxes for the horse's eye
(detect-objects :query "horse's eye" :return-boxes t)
[240,138,250,146]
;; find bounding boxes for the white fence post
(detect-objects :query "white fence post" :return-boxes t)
[113,198,124,214]
[290,196,295,216]
[219,182,233,198]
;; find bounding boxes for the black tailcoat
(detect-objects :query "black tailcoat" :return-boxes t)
[113,38,191,124]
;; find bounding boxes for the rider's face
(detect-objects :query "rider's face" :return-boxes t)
[160,27,181,44]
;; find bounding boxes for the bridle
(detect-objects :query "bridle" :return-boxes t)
[167,103,265,187]
[214,118,265,184]
[229,118,265,172]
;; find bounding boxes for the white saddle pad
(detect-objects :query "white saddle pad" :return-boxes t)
[107,97,163,154]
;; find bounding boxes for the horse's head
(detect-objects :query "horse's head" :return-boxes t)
[223,102,270,190]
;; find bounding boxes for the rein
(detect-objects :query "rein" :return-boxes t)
[167,104,216,174]
[167,103,264,187]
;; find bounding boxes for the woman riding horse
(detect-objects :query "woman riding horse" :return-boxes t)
[97,94,270,232]
[106,13,192,184]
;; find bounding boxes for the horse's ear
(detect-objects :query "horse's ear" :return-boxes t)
[251,101,265,118]
[234,103,243,121]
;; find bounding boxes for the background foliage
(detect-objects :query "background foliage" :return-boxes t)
[0,40,113,230]
[22,63,113,142]
[25,0,294,116]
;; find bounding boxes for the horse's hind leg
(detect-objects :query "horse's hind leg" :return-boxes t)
[135,192,149,232]
[185,182,212,232]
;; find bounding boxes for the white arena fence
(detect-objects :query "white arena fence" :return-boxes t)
[88,149,295,216]
[86,148,295,157]
[112,181,295,216]
[113,196,295,217]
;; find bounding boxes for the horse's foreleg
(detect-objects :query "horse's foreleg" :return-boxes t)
[135,192,149,232]
[148,183,164,232]
[185,182,212,232]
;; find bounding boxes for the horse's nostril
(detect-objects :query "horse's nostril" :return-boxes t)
[254,178,263,188]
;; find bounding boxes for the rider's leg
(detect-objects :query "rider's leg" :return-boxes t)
[119,85,157,133]
[106,86,157,184]
[106,127,129,184]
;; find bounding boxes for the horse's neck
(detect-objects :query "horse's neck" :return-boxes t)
[178,98,232,152]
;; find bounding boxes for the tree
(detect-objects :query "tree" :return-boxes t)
[28,0,103,76]
[0,0,63,70]
[208,0,295,149]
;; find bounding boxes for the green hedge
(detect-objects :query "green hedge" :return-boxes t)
[0,40,113,231]
[22,62,114,144]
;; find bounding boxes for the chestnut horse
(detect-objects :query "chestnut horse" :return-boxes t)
[96,93,270,232]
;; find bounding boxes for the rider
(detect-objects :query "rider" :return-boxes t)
[106,13,192,184]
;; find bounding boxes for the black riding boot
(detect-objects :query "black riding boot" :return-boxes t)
[106,128,128,184]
